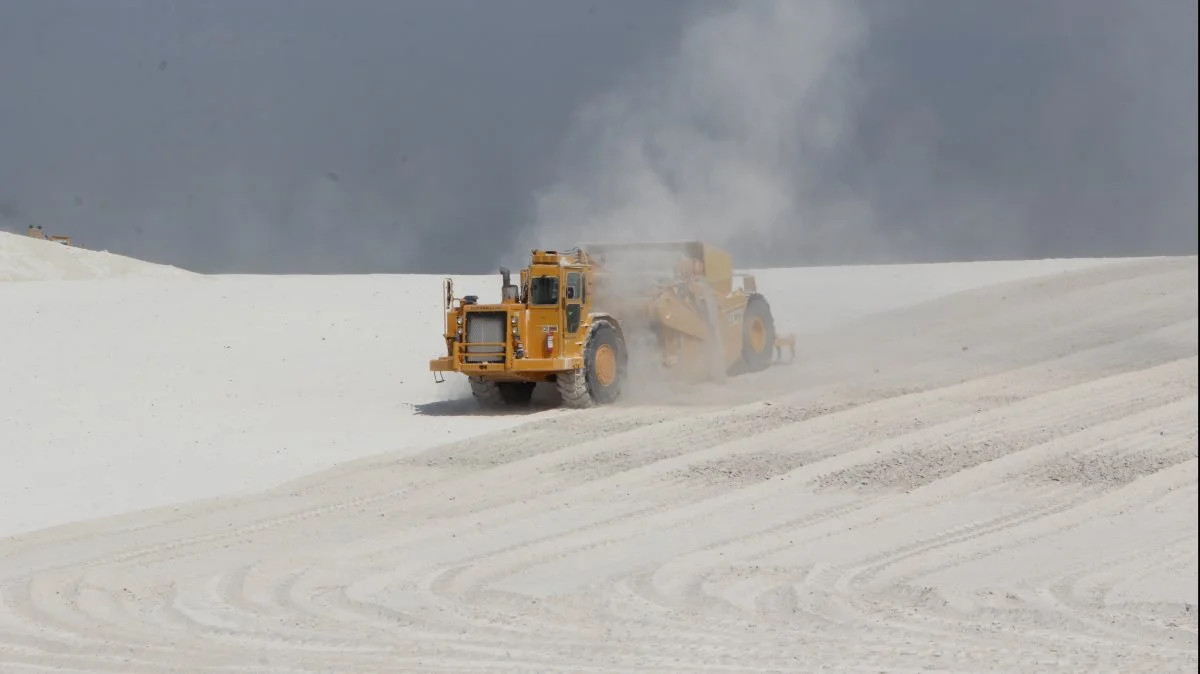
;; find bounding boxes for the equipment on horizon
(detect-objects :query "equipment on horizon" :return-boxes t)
[429,240,795,409]
[26,225,73,246]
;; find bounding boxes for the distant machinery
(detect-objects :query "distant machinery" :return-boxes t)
[26,224,73,247]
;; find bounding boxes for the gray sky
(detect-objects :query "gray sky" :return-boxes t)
[1,0,1195,274]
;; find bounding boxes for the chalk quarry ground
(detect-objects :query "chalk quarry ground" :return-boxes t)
[0,231,1196,673]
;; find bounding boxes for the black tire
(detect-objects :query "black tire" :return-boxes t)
[469,378,535,409]
[557,321,626,408]
[740,294,776,373]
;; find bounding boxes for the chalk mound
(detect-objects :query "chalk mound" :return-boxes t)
[0,231,194,282]
[0,254,1196,672]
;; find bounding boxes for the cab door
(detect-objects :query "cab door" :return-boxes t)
[563,268,584,336]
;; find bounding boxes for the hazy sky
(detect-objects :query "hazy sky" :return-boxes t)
[1,0,1195,274]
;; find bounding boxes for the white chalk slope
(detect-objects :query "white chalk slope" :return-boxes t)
[0,230,1196,673]
[0,231,194,282]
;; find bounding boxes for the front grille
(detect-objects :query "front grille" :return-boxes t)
[463,311,506,363]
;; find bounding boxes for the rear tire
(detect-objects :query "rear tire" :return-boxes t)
[557,321,626,408]
[469,378,535,409]
[740,294,776,373]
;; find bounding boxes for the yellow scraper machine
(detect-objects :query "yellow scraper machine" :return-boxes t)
[429,240,795,409]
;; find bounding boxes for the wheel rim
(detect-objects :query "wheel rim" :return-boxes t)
[748,316,767,352]
[594,344,617,387]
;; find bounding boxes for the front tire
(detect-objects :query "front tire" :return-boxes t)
[470,378,535,409]
[557,321,626,408]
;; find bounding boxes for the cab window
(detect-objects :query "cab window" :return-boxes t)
[529,275,559,305]
[566,272,582,300]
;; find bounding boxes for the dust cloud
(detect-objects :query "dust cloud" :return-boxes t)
[504,0,1197,406]
[512,0,868,269]
[512,0,1198,271]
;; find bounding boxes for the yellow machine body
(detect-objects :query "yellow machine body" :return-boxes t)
[428,249,596,383]
[429,241,794,408]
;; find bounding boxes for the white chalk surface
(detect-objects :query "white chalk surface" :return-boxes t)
[1,230,1195,672]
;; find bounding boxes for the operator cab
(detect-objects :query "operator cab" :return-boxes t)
[516,257,588,336]
[525,268,583,304]
[515,250,587,319]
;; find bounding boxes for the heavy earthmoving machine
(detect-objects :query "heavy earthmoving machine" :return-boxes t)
[429,240,796,409]
[26,224,73,246]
